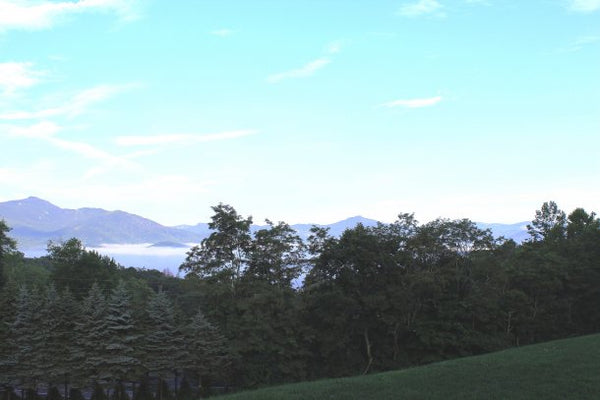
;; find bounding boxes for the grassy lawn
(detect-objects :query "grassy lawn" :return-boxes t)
[215,334,600,399]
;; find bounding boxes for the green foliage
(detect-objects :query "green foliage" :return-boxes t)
[527,201,567,242]
[104,281,140,385]
[2,201,600,396]
[183,311,230,390]
[246,220,304,288]
[142,290,185,380]
[75,283,110,386]
[47,238,119,299]
[180,203,253,292]
[0,219,18,289]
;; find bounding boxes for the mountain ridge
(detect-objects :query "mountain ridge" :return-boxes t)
[0,196,529,250]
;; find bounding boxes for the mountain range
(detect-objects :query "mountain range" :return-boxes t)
[0,197,529,270]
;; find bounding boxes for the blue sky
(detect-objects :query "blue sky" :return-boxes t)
[1,0,599,226]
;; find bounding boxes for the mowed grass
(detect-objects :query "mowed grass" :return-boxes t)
[215,334,600,399]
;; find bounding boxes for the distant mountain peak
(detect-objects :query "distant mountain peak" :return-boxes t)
[1,196,531,252]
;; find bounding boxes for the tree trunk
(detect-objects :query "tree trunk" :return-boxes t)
[64,374,69,400]
[392,322,400,362]
[362,328,373,375]
[174,370,179,400]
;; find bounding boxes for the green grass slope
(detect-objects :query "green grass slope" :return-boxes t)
[215,334,600,400]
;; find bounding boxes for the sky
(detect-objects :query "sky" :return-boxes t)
[0,0,599,227]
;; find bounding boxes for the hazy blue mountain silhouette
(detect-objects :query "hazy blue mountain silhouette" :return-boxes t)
[0,197,529,253]
[0,197,199,248]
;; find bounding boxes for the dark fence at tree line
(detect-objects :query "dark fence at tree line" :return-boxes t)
[1,201,599,398]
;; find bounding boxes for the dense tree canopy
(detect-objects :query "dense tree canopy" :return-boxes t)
[1,201,600,397]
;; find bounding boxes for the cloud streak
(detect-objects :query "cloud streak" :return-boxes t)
[0,0,139,32]
[267,58,331,83]
[0,62,43,94]
[568,0,600,12]
[397,0,444,17]
[115,130,257,146]
[381,96,443,108]
[4,121,141,178]
[558,35,600,52]
[210,28,234,36]
[0,83,138,120]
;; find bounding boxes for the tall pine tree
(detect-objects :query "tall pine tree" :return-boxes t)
[104,280,139,398]
[142,290,185,400]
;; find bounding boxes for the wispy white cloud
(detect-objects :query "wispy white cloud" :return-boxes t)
[326,40,343,54]
[4,120,60,138]
[397,0,444,17]
[558,35,600,52]
[0,0,139,32]
[267,58,331,83]
[210,28,234,36]
[568,0,600,12]
[381,96,443,108]
[115,130,257,146]
[3,121,140,178]
[52,174,213,214]
[0,83,138,120]
[0,62,43,94]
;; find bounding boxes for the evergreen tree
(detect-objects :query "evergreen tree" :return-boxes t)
[56,288,80,398]
[9,286,43,395]
[35,285,63,388]
[142,290,185,400]
[75,283,110,388]
[104,280,140,394]
[0,280,18,389]
[183,311,230,396]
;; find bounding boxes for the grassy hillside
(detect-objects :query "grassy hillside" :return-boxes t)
[215,334,600,400]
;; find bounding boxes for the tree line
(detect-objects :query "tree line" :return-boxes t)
[1,201,599,398]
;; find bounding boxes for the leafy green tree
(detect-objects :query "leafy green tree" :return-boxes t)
[304,224,399,375]
[246,220,304,288]
[527,201,567,242]
[563,208,600,334]
[48,239,119,299]
[0,220,18,289]
[180,204,252,294]
[566,208,600,240]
